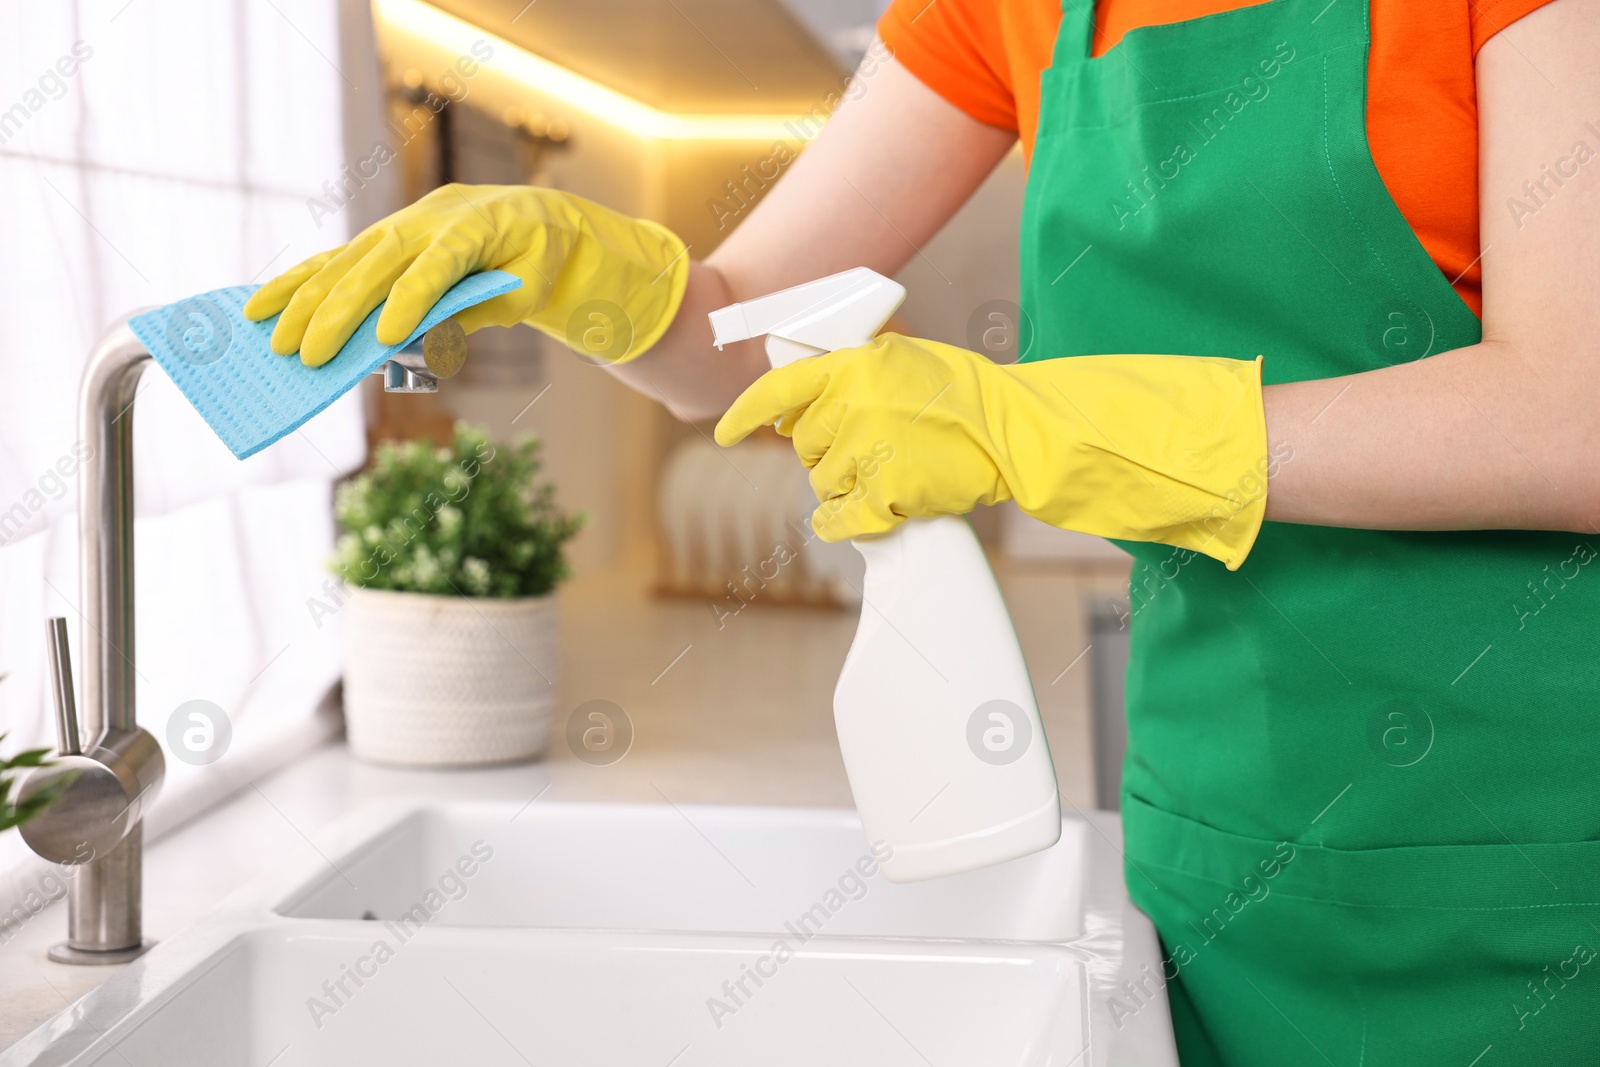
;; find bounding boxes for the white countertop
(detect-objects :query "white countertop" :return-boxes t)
[0,560,1119,1051]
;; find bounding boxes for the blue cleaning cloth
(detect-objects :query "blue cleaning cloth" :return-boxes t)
[130,271,522,460]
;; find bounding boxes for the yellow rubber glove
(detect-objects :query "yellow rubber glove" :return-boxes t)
[243,184,689,367]
[714,334,1270,570]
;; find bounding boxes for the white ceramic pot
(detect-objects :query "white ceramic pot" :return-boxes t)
[343,587,558,766]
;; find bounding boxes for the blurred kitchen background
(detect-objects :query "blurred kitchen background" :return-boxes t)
[0,0,1133,905]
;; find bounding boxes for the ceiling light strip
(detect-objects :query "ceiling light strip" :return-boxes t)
[372,0,815,141]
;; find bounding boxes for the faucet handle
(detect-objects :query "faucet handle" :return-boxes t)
[375,318,467,393]
[44,617,81,757]
[21,616,163,867]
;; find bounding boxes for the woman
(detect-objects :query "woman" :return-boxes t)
[247,0,1600,1060]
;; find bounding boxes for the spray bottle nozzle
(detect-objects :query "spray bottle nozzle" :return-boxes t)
[708,267,906,368]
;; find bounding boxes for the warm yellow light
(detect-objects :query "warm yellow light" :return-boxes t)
[372,0,817,142]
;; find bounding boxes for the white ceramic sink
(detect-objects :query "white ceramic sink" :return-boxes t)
[3,802,1177,1066]
[278,804,1087,939]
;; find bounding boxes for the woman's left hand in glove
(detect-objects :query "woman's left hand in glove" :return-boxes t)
[714,333,1271,570]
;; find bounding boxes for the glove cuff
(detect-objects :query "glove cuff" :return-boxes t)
[522,200,690,365]
[1006,352,1271,570]
[613,218,690,363]
[1189,354,1268,571]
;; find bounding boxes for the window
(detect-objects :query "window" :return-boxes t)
[0,0,377,879]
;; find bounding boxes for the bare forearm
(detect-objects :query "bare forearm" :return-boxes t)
[600,50,1016,423]
[602,262,767,422]
[1263,339,1600,532]
[1265,0,1600,535]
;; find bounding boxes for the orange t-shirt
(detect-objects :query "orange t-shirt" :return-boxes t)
[878,0,1555,317]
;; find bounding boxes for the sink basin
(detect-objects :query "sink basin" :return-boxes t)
[278,803,1087,941]
[2,801,1177,1066]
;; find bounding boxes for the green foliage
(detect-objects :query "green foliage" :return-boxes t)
[332,423,583,599]
[0,735,72,832]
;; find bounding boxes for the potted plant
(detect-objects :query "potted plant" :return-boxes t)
[333,423,583,766]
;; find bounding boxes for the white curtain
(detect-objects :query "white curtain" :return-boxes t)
[0,0,380,878]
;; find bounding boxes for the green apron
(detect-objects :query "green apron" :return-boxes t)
[1018,0,1600,1062]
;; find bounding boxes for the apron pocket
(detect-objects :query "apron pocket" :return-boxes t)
[1122,794,1600,912]
[1120,796,1600,1067]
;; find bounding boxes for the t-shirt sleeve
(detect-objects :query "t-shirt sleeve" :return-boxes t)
[877,0,1020,132]
[1469,0,1559,55]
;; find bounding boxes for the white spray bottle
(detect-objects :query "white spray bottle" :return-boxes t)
[711,268,1062,882]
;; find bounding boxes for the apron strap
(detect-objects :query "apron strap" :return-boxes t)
[1052,0,1097,68]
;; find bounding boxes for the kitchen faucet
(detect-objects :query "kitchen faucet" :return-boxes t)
[17,312,463,963]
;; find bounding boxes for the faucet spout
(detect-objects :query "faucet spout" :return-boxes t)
[18,310,470,964]
[18,315,165,964]
[80,317,151,739]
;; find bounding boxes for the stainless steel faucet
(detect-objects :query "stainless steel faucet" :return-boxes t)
[18,312,465,964]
